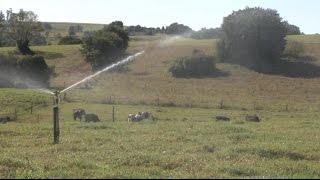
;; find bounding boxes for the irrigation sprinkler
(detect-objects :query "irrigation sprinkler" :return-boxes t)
[53,90,60,144]
[48,51,145,144]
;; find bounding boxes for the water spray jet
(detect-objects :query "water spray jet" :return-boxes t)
[60,51,145,94]
[49,51,145,144]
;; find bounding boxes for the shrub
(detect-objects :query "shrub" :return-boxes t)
[16,55,51,87]
[81,21,129,71]
[58,36,82,45]
[218,7,287,68]
[283,40,304,58]
[169,49,217,77]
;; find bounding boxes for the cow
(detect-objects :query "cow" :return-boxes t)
[128,114,135,122]
[73,109,86,121]
[245,115,260,122]
[0,116,10,123]
[215,116,230,121]
[134,114,143,122]
[85,113,100,122]
[128,112,154,122]
[139,112,152,119]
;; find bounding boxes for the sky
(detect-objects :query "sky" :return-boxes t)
[0,0,319,34]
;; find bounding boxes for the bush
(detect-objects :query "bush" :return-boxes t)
[81,21,129,71]
[218,7,287,68]
[16,55,51,87]
[169,49,217,77]
[283,40,304,58]
[58,36,82,45]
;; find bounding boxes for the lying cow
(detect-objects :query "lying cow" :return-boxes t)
[128,113,143,122]
[85,113,100,122]
[139,112,152,119]
[128,112,153,122]
[245,115,260,122]
[73,108,86,120]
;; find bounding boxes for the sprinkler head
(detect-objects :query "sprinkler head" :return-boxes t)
[53,90,60,106]
[53,90,60,96]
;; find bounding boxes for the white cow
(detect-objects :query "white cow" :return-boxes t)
[128,114,135,122]
[128,112,153,122]
[139,112,152,119]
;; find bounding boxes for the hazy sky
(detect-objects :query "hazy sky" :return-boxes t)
[1,0,319,34]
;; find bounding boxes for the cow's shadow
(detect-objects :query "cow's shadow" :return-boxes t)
[35,51,64,60]
[172,69,230,79]
[255,58,320,78]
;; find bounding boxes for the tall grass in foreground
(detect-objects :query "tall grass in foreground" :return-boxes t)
[0,34,320,178]
[0,103,319,178]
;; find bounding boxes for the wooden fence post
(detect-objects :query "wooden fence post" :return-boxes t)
[220,99,224,109]
[14,108,17,120]
[53,106,60,144]
[112,106,115,122]
[30,102,33,114]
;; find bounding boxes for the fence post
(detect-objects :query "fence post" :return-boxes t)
[220,99,224,109]
[30,102,33,114]
[14,108,17,120]
[112,106,115,122]
[53,106,60,144]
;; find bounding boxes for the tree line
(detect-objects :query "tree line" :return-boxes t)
[0,7,307,88]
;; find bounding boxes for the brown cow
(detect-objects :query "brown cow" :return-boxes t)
[73,109,86,120]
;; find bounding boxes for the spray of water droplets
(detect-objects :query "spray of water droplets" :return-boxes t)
[60,51,145,93]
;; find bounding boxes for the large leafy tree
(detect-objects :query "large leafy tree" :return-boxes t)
[81,21,129,71]
[165,22,192,35]
[283,21,301,35]
[218,7,287,70]
[7,9,43,55]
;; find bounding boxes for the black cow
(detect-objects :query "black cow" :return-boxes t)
[245,115,260,122]
[85,113,100,122]
[215,116,230,121]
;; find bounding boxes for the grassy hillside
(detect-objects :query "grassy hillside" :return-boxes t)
[45,35,320,112]
[49,22,105,33]
[0,34,320,178]
[42,22,105,44]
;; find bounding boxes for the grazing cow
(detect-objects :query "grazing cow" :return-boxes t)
[245,115,260,122]
[215,116,230,121]
[73,109,86,121]
[85,113,100,122]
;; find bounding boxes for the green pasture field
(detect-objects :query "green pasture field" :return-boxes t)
[0,34,320,178]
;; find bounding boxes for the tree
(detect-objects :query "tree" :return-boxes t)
[76,24,83,32]
[30,32,47,45]
[58,36,82,45]
[7,9,43,55]
[165,22,192,35]
[0,11,5,24]
[190,27,223,39]
[42,22,52,31]
[218,7,287,70]
[81,21,129,71]
[161,26,165,33]
[283,21,301,35]
[68,25,77,36]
